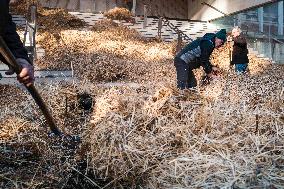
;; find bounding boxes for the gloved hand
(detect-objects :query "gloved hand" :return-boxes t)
[201,75,212,86]
[201,66,221,86]
[5,58,34,87]
[206,66,221,81]
[211,66,220,76]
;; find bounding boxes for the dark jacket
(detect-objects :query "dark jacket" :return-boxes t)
[175,33,215,74]
[231,34,249,64]
[0,0,31,64]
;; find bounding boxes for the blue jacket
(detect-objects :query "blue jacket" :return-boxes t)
[0,0,31,64]
[175,33,216,74]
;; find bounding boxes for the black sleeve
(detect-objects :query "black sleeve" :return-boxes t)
[2,16,31,64]
[0,1,31,65]
[200,40,214,74]
[0,0,9,35]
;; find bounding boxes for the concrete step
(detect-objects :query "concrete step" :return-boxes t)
[12,15,26,27]
[0,70,73,78]
[260,57,271,61]
[257,54,265,58]
[0,77,76,86]
[68,12,217,42]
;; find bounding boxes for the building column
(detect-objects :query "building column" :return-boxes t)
[237,13,246,27]
[132,0,137,15]
[278,1,283,35]
[258,7,264,33]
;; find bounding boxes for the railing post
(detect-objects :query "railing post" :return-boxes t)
[278,0,283,35]
[233,16,237,27]
[258,7,264,33]
[177,31,182,53]
[23,4,37,62]
[269,22,272,59]
[132,0,137,15]
[93,0,96,13]
[143,4,148,29]
[30,5,37,61]
[157,17,162,39]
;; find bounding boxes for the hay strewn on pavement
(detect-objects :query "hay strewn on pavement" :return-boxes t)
[1,8,283,188]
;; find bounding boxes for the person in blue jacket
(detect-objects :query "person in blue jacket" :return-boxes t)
[174,29,227,89]
[0,0,34,87]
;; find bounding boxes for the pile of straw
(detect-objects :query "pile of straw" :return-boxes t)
[10,2,86,30]
[36,20,175,84]
[92,19,119,32]
[10,0,40,15]
[80,47,284,188]
[104,7,133,21]
[37,8,86,31]
[0,82,98,188]
[1,10,282,188]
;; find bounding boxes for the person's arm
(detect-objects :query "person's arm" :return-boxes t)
[2,15,31,64]
[3,20,34,86]
[200,40,214,74]
[1,0,31,64]
[0,1,9,35]
[0,2,34,86]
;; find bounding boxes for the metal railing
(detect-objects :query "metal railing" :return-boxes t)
[161,17,192,42]
[143,4,192,43]
[23,4,37,62]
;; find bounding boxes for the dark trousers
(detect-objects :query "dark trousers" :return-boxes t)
[174,57,197,89]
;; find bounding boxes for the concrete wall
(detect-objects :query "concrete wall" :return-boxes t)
[188,0,277,21]
[45,0,188,19]
[135,0,188,19]
[95,0,118,12]
[94,0,189,19]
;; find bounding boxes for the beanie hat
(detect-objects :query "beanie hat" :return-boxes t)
[215,29,227,42]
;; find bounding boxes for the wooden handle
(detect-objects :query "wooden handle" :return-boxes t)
[0,36,62,136]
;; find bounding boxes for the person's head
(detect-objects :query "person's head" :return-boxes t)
[215,29,226,48]
[232,26,242,38]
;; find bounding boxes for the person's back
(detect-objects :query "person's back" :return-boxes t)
[176,38,203,64]
[175,33,216,73]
